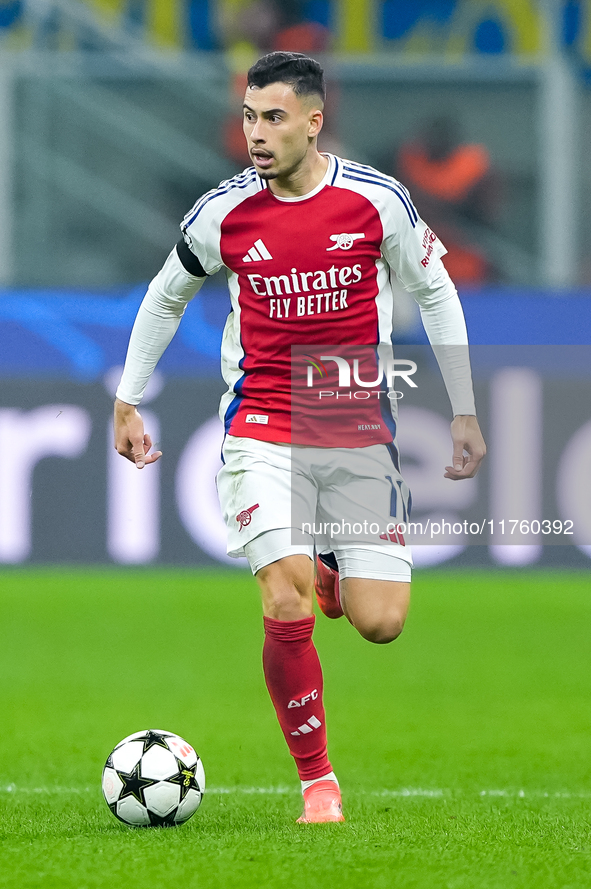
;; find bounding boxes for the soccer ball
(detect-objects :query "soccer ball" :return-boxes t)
[102,729,205,827]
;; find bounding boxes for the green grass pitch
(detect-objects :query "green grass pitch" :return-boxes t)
[1,567,590,888]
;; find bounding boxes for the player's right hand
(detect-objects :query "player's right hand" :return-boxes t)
[113,398,162,469]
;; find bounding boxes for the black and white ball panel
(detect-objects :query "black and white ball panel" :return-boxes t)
[101,729,205,827]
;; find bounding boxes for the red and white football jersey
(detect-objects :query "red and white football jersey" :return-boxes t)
[180,155,449,447]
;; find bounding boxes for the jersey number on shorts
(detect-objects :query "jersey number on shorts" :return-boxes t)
[385,475,411,523]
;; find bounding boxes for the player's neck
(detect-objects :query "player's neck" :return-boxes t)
[268,151,328,199]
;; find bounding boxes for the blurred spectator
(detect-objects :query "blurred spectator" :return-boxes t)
[273,0,330,53]
[235,0,281,53]
[221,0,330,55]
[396,116,500,286]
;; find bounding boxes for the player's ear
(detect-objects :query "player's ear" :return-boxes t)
[308,108,323,138]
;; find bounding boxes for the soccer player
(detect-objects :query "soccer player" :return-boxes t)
[114,52,486,824]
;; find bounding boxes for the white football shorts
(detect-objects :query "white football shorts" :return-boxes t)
[217,435,413,579]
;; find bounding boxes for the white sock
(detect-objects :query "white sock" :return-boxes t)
[301,771,339,793]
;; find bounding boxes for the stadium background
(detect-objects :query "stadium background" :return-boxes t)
[1,0,590,570]
[1,5,591,888]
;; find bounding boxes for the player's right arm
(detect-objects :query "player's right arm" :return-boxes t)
[114,400,162,469]
[114,240,207,468]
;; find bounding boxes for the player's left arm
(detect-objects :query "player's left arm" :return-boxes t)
[413,262,486,480]
[380,196,486,479]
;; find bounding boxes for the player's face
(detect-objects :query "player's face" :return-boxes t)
[243,82,323,180]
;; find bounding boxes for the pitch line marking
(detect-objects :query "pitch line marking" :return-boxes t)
[2,785,591,799]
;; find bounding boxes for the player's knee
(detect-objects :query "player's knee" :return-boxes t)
[356,612,406,645]
[257,558,314,620]
[263,586,308,619]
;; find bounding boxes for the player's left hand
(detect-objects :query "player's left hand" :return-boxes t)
[445,415,486,480]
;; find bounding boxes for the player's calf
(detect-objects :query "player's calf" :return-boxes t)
[262,615,333,782]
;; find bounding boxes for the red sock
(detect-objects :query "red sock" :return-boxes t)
[263,615,332,781]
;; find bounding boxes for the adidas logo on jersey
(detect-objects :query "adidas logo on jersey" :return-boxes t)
[242,239,273,263]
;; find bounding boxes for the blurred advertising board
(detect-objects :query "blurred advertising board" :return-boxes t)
[0,287,590,569]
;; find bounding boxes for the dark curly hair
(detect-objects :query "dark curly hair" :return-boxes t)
[247,52,326,102]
